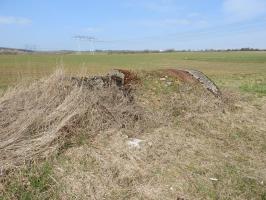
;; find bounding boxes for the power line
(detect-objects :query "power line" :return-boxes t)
[105,20,266,43]
[73,35,109,54]
[72,20,266,50]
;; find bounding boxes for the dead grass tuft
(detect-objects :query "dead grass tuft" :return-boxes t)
[0,70,154,169]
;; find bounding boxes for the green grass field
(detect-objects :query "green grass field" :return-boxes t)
[1,51,266,199]
[0,51,266,94]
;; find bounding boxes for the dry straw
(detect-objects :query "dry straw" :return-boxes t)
[0,70,153,169]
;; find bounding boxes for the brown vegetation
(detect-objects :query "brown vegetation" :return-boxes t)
[0,70,153,169]
[1,70,265,200]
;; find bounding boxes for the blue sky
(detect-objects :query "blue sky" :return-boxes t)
[0,0,266,50]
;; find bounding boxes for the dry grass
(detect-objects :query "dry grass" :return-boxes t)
[53,73,266,200]
[1,70,266,199]
[0,70,154,169]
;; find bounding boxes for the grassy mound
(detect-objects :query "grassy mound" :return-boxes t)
[1,70,266,200]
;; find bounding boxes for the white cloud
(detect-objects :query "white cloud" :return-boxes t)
[158,19,191,26]
[84,27,102,33]
[188,12,201,18]
[124,0,181,13]
[138,18,208,28]
[0,16,31,25]
[223,0,266,21]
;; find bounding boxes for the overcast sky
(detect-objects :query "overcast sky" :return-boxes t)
[0,0,266,50]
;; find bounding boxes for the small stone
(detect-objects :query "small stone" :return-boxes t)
[127,138,144,149]
[234,104,242,109]
[166,81,172,86]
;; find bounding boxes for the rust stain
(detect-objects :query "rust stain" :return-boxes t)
[113,69,139,85]
[164,69,197,84]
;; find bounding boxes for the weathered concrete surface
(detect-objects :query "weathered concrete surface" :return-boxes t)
[108,69,138,87]
[71,68,221,97]
[71,69,138,90]
[185,69,221,97]
[164,69,221,97]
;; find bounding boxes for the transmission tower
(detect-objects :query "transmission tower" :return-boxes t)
[73,35,98,55]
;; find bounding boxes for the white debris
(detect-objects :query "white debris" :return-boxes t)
[0,166,3,176]
[160,78,166,81]
[166,81,172,86]
[127,138,144,149]
[210,178,218,181]
[56,167,64,172]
